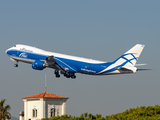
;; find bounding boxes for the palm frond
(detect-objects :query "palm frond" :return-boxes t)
[0,99,11,120]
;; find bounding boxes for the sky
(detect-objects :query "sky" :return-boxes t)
[0,0,160,119]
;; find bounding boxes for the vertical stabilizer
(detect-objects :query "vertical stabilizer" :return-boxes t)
[114,44,145,67]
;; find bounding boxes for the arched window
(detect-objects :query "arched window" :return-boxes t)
[51,108,56,117]
[33,108,37,117]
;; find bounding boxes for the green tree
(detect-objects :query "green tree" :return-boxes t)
[0,99,11,120]
[84,112,88,118]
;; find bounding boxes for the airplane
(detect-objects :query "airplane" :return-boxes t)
[6,44,146,79]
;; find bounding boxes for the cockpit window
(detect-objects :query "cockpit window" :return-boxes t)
[13,45,16,47]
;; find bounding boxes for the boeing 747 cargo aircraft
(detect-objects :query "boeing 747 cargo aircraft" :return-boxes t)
[6,44,145,79]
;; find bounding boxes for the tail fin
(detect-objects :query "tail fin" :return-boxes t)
[114,44,145,67]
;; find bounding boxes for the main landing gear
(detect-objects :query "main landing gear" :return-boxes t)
[64,72,76,79]
[54,70,76,79]
[54,70,60,78]
[14,61,18,67]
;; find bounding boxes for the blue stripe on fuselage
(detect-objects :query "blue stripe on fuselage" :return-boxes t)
[7,49,115,75]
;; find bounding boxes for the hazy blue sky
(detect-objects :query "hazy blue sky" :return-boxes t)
[0,0,160,119]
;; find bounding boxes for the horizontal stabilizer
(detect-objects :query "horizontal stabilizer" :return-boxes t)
[135,64,147,66]
[116,66,137,73]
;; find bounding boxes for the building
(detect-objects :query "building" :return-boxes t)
[20,92,69,120]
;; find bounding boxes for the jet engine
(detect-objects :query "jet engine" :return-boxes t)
[32,60,46,70]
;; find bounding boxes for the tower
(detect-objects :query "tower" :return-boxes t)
[21,92,69,120]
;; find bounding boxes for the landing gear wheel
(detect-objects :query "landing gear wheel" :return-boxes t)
[66,75,70,78]
[56,74,60,78]
[55,70,60,78]
[71,75,76,79]
[14,64,18,67]
[64,72,70,78]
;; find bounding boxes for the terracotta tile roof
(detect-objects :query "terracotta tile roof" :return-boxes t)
[22,92,69,99]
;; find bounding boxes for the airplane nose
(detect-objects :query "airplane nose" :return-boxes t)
[6,47,13,55]
[5,48,10,54]
[5,49,8,54]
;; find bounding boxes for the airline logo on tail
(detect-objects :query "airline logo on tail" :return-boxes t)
[97,44,145,74]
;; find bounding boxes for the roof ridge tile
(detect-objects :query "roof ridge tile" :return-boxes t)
[22,92,69,99]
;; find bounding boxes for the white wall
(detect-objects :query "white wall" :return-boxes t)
[46,99,63,117]
[23,98,67,120]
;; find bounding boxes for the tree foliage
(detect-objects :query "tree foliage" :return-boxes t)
[42,105,160,120]
[0,99,11,120]
[106,105,160,120]
[41,113,105,120]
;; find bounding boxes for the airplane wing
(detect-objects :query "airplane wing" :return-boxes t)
[54,57,77,72]
[45,56,77,72]
[45,56,64,71]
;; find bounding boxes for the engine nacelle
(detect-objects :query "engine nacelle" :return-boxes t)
[32,60,45,70]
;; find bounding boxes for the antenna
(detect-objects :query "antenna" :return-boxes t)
[45,72,47,92]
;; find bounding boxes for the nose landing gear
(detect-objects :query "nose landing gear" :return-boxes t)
[14,61,18,67]
[14,64,18,67]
